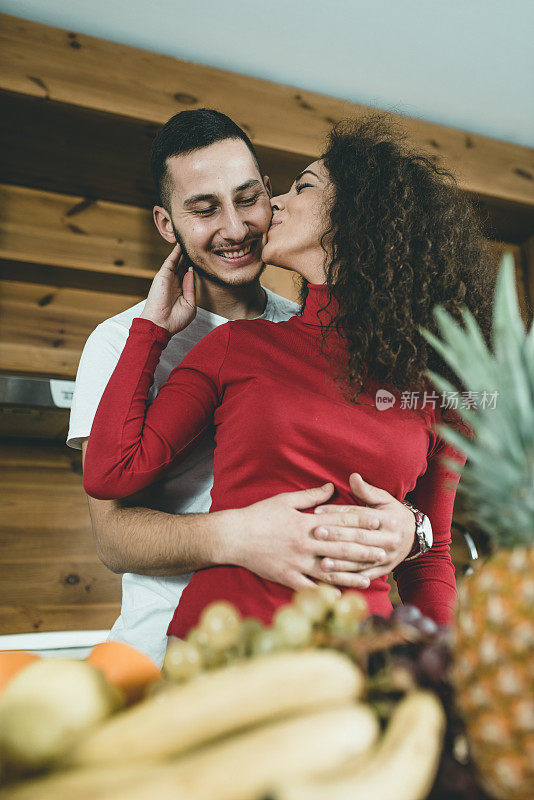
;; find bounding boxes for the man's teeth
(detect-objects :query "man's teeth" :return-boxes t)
[218,243,254,259]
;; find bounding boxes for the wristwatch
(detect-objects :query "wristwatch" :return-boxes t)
[402,501,433,561]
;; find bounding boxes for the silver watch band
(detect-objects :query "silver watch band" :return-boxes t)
[402,501,430,561]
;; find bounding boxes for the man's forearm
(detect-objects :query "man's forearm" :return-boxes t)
[88,499,237,576]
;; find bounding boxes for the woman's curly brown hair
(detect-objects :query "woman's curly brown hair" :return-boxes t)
[302,115,495,401]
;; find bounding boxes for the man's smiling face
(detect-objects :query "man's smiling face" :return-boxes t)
[154,138,272,288]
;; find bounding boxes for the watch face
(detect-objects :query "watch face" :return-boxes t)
[421,516,433,548]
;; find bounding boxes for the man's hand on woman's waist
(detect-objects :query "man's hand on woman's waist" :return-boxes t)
[214,481,395,591]
[311,473,419,585]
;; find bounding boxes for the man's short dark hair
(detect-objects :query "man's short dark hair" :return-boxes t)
[150,108,262,210]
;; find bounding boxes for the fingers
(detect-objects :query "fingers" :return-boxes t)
[357,564,391,581]
[284,483,335,510]
[286,573,320,591]
[311,538,387,565]
[312,524,392,547]
[313,506,380,529]
[307,566,371,590]
[348,472,389,507]
[161,243,183,274]
[181,267,196,309]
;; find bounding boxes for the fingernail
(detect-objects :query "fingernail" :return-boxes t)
[361,577,370,587]
[188,266,193,272]
[315,527,329,539]
[314,508,324,515]
[322,558,334,570]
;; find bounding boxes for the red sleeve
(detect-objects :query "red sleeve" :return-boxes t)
[83,317,230,500]
[392,428,467,626]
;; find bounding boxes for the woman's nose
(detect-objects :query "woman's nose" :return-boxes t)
[270,195,284,212]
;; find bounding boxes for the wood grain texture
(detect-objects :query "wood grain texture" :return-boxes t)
[0,605,120,635]
[0,279,142,378]
[523,236,534,314]
[487,241,532,324]
[2,90,531,243]
[1,13,533,208]
[0,441,121,634]
[0,184,167,279]
[0,90,310,208]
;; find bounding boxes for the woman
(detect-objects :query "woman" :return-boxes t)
[84,117,492,635]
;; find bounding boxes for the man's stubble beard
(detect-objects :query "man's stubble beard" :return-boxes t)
[171,223,265,290]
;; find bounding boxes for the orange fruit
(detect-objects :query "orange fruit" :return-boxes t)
[87,641,161,704]
[0,651,41,696]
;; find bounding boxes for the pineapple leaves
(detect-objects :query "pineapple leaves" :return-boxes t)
[421,255,534,546]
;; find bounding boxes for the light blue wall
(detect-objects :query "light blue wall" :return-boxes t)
[2,0,533,147]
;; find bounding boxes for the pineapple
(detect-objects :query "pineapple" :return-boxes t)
[421,254,534,800]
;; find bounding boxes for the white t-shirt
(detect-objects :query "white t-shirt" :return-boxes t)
[67,288,298,665]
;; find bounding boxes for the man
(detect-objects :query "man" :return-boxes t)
[68,109,424,665]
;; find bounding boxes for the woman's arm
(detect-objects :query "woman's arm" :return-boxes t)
[83,318,230,500]
[392,436,466,625]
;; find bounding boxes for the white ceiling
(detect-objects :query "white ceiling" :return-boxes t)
[2,0,533,148]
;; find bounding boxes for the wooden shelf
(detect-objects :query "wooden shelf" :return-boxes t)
[0,279,142,379]
[1,13,533,210]
[0,184,167,279]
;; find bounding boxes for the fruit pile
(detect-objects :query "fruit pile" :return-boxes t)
[0,590,496,800]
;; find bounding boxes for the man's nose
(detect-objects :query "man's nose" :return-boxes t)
[219,206,248,240]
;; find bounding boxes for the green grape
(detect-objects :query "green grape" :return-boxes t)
[292,586,330,623]
[330,592,368,635]
[199,601,242,652]
[273,606,313,648]
[163,639,203,682]
[186,625,209,650]
[186,627,225,670]
[316,582,341,610]
[249,627,284,658]
[237,617,265,658]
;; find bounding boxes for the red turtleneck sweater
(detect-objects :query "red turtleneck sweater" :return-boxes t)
[84,285,464,633]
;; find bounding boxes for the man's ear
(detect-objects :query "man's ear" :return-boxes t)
[263,175,272,198]
[153,206,176,244]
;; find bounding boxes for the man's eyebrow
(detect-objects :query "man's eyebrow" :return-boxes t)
[182,179,264,209]
[295,169,319,182]
[234,179,263,193]
[183,193,217,208]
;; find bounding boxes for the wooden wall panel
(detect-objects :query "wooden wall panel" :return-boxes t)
[0,184,166,279]
[0,280,143,378]
[0,90,310,210]
[1,13,533,209]
[0,605,120,635]
[1,90,531,243]
[0,441,121,634]
[487,241,532,324]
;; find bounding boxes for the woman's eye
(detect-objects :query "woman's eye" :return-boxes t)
[296,183,312,193]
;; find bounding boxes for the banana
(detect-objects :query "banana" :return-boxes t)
[68,649,364,767]
[0,764,153,800]
[273,690,446,800]
[1,705,378,800]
